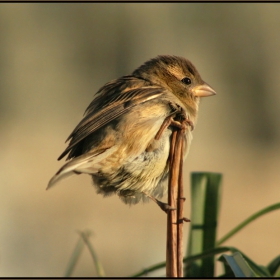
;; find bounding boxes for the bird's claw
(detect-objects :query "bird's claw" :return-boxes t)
[155,110,194,140]
[144,192,176,213]
[156,200,177,213]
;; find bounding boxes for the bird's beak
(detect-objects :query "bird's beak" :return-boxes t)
[192,83,216,97]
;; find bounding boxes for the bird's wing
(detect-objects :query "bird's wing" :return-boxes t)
[58,76,164,160]
[48,145,119,189]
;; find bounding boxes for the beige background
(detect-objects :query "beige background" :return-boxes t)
[0,3,279,277]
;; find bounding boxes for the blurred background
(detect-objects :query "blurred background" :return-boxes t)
[0,3,279,277]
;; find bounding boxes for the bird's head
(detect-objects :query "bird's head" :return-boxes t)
[133,55,216,115]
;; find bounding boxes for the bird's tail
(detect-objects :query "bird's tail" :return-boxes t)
[47,146,117,190]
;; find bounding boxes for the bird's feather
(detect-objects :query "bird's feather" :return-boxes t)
[48,145,118,189]
[58,76,164,160]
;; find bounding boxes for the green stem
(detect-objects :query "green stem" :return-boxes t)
[64,234,85,277]
[216,202,280,246]
[130,247,230,277]
[80,231,106,277]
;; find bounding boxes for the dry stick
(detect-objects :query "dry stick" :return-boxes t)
[177,129,185,277]
[166,130,178,277]
[166,126,185,277]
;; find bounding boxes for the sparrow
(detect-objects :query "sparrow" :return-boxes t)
[47,55,216,207]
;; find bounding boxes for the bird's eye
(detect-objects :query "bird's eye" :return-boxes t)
[181,77,191,85]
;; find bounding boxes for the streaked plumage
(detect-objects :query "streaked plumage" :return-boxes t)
[48,55,216,205]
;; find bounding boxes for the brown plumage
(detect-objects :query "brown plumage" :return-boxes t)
[48,55,216,205]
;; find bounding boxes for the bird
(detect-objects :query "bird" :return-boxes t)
[47,55,216,208]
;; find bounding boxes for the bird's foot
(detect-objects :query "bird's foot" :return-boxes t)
[144,192,176,213]
[155,199,177,213]
[155,112,194,140]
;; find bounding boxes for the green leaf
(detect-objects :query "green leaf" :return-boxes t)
[219,252,257,277]
[130,246,230,277]
[218,247,271,277]
[64,232,86,277]
[267,255,280,276]
[216,202,280,246]
[186,172,222,277]
[79,231,106,277]
[130,245,272,277]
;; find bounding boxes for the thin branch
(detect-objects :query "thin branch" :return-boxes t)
[177,129,185,277]
[166,115,191,277]
[166,130,179,277]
